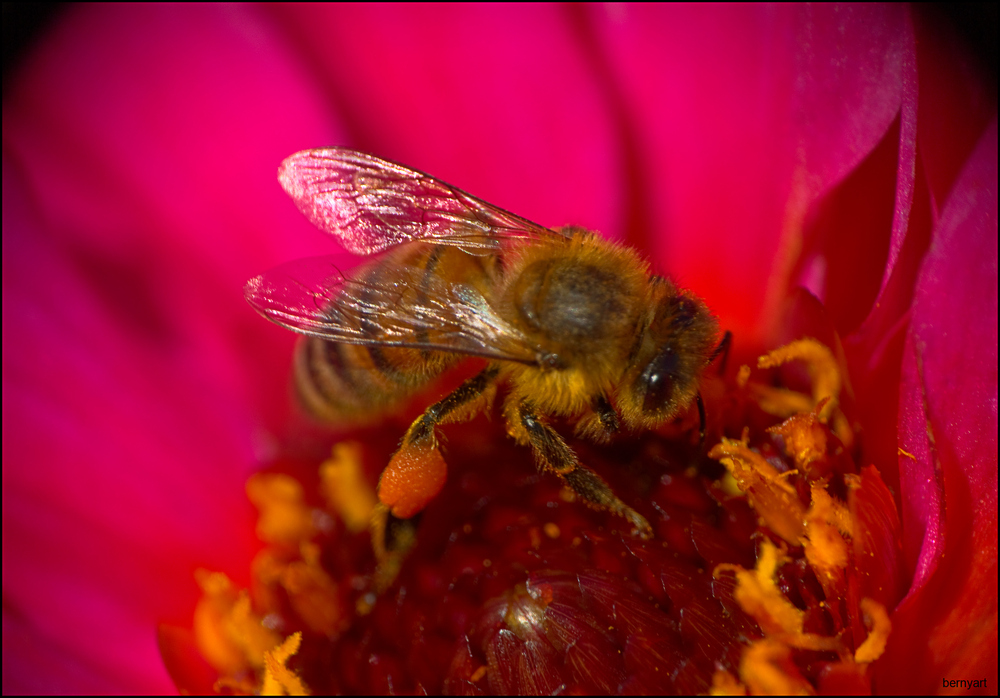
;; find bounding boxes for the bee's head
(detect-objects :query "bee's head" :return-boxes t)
[617,279,719,428]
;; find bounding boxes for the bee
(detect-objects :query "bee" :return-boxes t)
[246,148,727,563]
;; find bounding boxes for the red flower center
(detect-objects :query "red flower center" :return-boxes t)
[162,338,898,694]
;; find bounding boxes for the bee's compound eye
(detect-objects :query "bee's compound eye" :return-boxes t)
[640,347,678,413]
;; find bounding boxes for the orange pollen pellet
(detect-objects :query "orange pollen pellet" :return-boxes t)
[377,442,448,519]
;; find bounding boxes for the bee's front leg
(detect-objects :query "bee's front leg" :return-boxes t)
[513,400,652,539]
[371,365,500,572]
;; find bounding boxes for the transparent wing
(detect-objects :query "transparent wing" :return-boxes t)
[278,148,570,255]
[245,254,540,365]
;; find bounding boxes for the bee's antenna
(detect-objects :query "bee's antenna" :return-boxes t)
[710,330,733,374]
[699,331,731,446]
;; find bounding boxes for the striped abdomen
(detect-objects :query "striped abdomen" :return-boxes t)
[293,243,498,422]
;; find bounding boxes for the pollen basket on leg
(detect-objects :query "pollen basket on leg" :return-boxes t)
[378,442,447,519]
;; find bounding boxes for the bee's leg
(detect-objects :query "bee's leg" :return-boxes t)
[371,365,500,576]
[515,400,652,539]
[399,363,502,447]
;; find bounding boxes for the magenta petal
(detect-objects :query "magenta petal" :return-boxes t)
[263,4,622,248]
[900,119,997,594]
[3,4,360,434]
[818,11,921,342]
[3,159,258,693]
[1,4,359,692]
[593,4,907,340]
[880,120,997,692]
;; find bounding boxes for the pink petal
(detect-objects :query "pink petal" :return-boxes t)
[263,4,623,251]
[4,4,353,433]
[878,120,997,692]
[3,158,257,693]
[592,4,907,342]
[2,4,351,692]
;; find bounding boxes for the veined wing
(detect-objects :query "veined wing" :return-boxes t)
[278,148,570,255]
[245,254,540,365]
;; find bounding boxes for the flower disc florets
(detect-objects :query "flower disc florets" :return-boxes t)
[163,338,899,694]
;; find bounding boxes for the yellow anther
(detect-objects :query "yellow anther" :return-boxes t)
[246,474,314,545]
[261,632,309,696]
[751,338,854,447]
[739,639,814,695]
[710,669,747,695]
[716,541,804,637]
[855,598,891,664]
[320,442,377,533]
[709,438,806,546]
[757,338,841,417]
[767,411,829,476]
[280,542,343,638]
[736,364,752,388]
[803,486,851,587]
[192,569,281,673]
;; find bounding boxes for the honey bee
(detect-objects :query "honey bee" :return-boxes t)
[246,148,726,562]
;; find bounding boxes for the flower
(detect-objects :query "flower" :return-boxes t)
[3,4,995,694]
